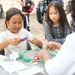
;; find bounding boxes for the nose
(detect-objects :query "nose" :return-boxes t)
[15,23,20,27]
[52,14,55,17]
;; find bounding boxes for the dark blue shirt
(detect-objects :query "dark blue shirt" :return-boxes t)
[43,22,70,44]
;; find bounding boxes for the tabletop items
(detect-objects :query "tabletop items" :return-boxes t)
[0,61,28,73]
[19,49,27,59]
[21,37,28,42]
[0,39,58,74]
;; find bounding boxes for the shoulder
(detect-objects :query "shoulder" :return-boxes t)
[0,31,7,36]
[43,21,50,27]
[0,31,8,41]
[20,28,32,34]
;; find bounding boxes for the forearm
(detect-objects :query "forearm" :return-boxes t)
[0,40,10,51]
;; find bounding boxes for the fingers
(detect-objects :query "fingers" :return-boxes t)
[12,38,21,45]
[28,38,36,44]
[31,38,37,44]
[46,42,55,51]
[28,38,43,48]
[35,49,49,59]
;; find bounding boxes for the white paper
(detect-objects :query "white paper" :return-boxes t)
[18,66,44,75]
[0,55,7,61]
[0,61,28,73]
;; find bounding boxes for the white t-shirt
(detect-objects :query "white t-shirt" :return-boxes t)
[0,28,33,55]
[45,33,75,75]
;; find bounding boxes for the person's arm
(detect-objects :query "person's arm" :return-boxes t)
[0,40,10,50]
[28,38,43,48]
[0,38,21,51]
[25,29,43,48]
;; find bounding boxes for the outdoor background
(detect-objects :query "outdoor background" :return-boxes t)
[0,0,71,16]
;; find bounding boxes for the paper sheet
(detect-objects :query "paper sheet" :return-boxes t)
[0,61,28,73]
[18,66,44,75]
[0,55,7,61]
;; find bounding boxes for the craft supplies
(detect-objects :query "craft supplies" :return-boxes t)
[47,49,57,56]
[21,37,28,42]
[23,58,32,62]
[19,49,27,59]
[34,45,57,56]
[34,45,40,51]
[32,56,40,62]
[9,51,19,61]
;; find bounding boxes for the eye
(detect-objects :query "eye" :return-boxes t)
[54,12,57,14]
[49,13,52,15]
[18,21,22,24]
[12,22,16,24]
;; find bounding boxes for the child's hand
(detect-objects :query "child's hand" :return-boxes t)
[28,38,43,48]
[8,38,21,45]
[46,41,56,51]
[46,41,62,51]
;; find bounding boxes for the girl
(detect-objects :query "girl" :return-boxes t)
[43,1,71,44]
[0,7,42,55]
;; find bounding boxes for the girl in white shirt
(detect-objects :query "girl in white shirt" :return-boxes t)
[0,7,43,55]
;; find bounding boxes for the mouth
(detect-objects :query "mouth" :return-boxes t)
[14,28,20,31]
[52,19,56,20]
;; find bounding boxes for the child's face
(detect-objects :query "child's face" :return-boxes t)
[49,6,60,25]
[6,14,23,33]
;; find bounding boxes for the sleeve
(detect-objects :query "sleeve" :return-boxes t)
[64,24,71,37]
[44,33,75,75]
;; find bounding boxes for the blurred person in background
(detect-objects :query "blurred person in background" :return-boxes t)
[20,0,35,31]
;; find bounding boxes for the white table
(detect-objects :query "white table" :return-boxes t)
[0,50,51,75]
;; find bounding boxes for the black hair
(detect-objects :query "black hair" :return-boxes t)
[5,7,23,28]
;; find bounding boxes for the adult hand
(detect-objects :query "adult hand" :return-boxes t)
[35,49,50,62]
